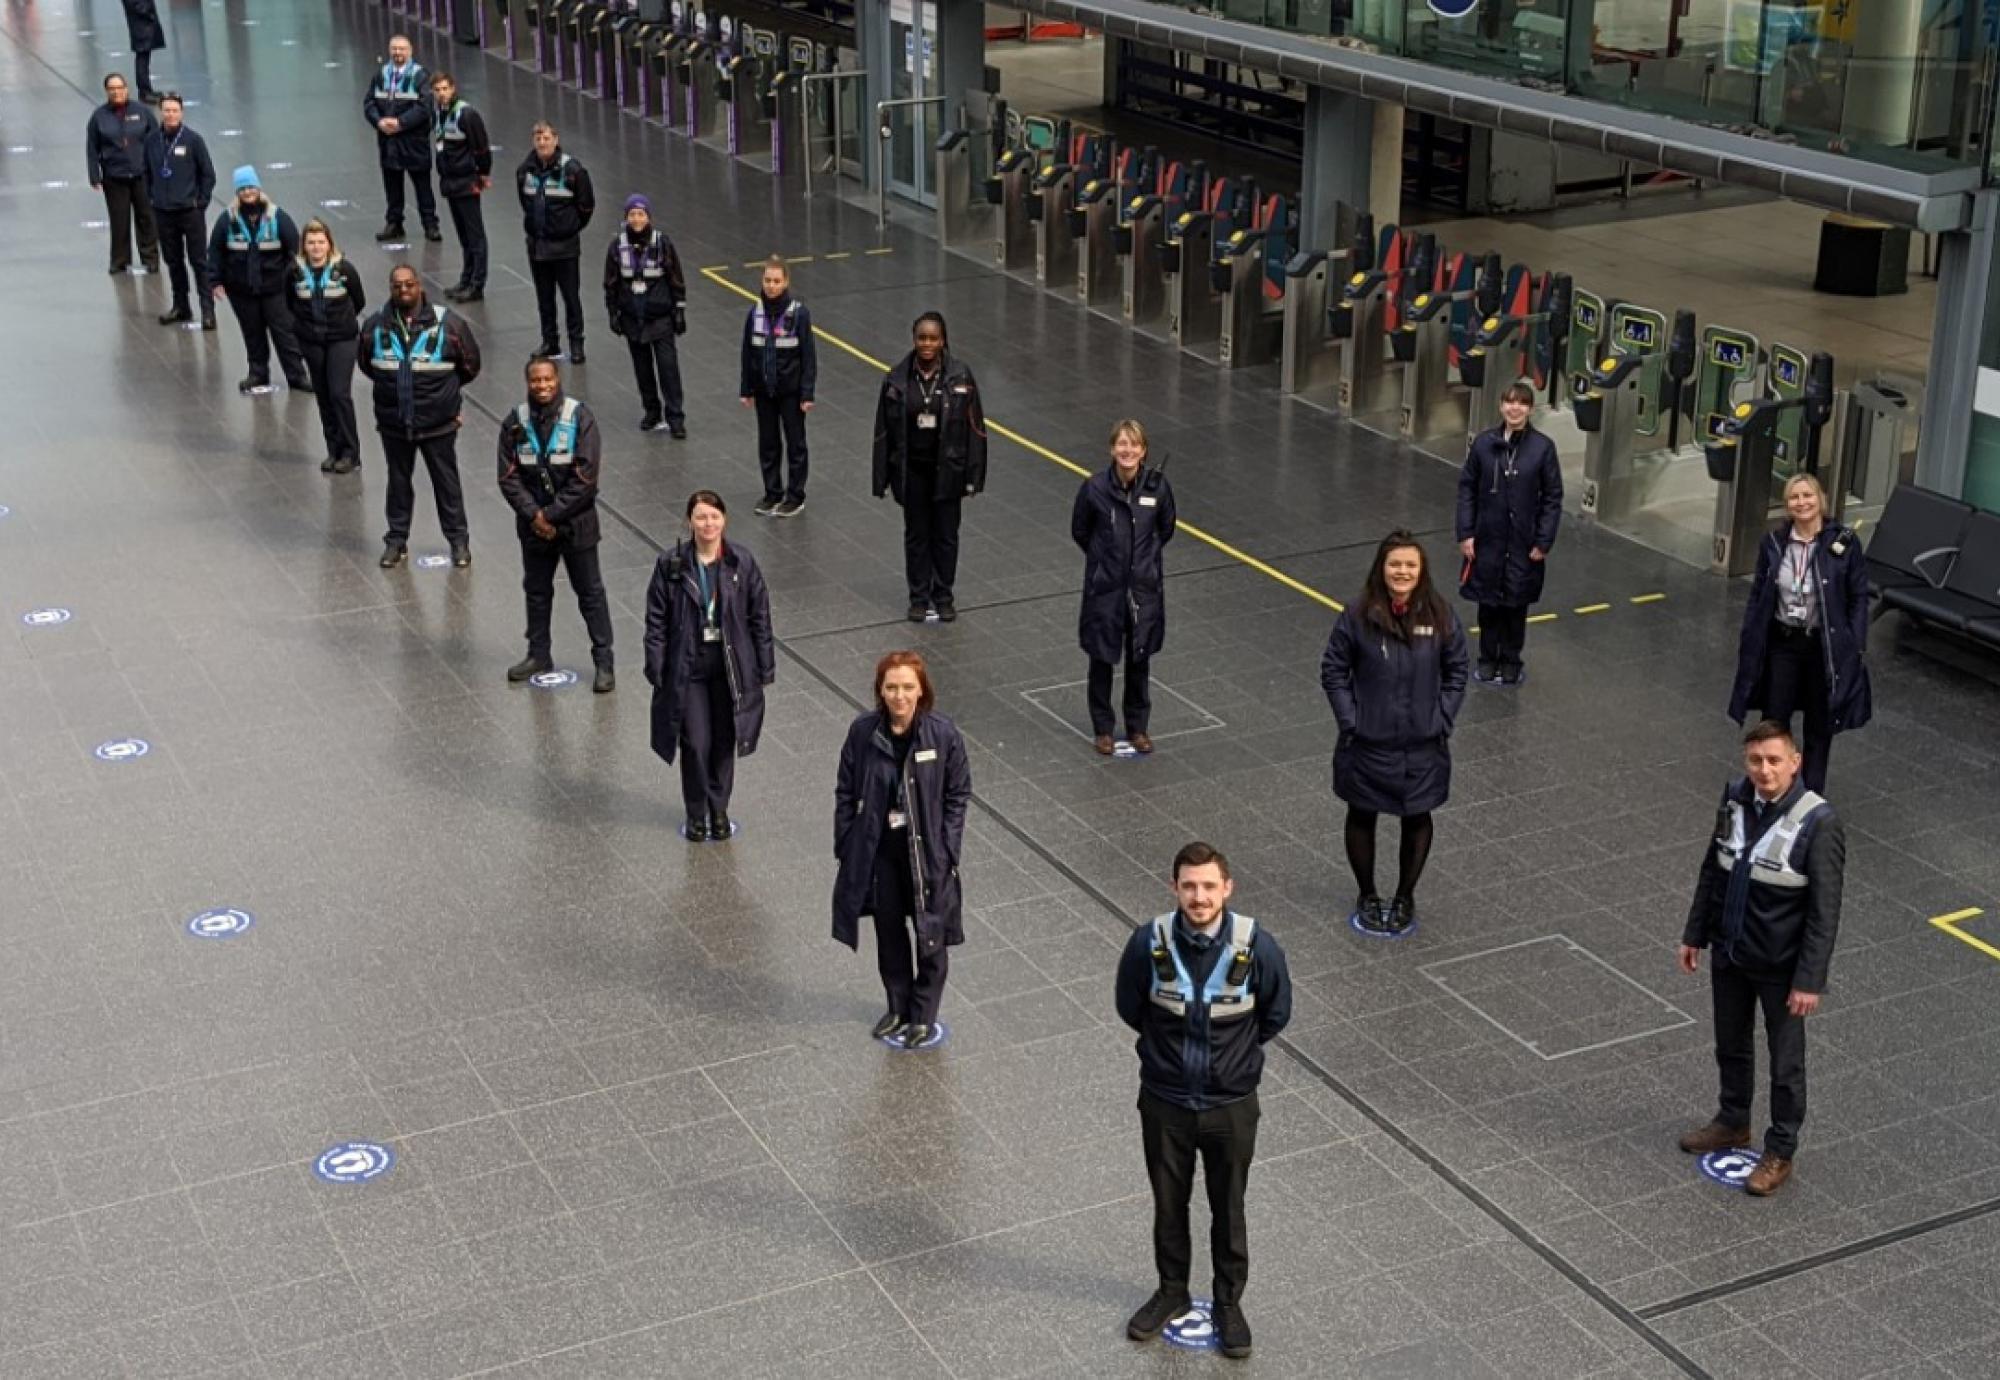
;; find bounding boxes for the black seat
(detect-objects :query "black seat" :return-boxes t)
[1882,510,2000,640]
[1863,484,1969,595]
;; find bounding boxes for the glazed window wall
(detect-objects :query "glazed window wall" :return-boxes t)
[1219,0,2000,177]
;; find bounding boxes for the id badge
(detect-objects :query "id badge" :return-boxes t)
[916,411,939,430]
[701,625,722,643]
[887,808,909,830]
[631,282,649,295]
[1780,591,1809,624]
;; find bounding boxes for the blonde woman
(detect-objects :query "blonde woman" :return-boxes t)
[1070,419,1176,754]
[283,219,367,473]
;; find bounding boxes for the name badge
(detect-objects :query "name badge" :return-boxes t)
[174,146,189,157]
[914,748,938,762]
[701,626,722,643]
[631,282,649,294]
[915,412,938,430]
[887,809,909,830]
[1138,495,1157,507]
[1414,624,1435,637]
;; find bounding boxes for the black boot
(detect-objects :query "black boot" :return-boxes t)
[200,304,217,331]
[507,654,552,683]
[374,223,405,242]
[567,340,586,365]
[158,304,191,326]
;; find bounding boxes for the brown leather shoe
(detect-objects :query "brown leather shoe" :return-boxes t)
[1129,731,1154,754]
[1093,734,1114,756]
[1677,1120,1752,1155]
[1744,1155,1793,1196]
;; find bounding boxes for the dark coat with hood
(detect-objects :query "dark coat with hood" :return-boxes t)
[1321,600,1469,816]
[1728,522,1873,733]
[495,392,603,549]
[122,0,166,54]
[1071,465,1176,664]
[871,351,987,503]
[831,709,970,951]
[362,60,435,173]
[1455,424,1562,607]
[356,299,482,439]
[643,541,773,763]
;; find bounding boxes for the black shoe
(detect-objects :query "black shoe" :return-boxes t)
[238,376,269,394]
[774,498,805,518]
[935,601,957,623]
[108,262,130,275]
[567,343,585,365]
[1498,664,1526,686]
[907,602,929,623]
[1125,1288,1191,1341]
[320,456,338,473]
[668,422,686,440]
[450,542,471,569]
[454,287,483,302]
[871,1010,907,1040]
[708,811,730,838]
[1473,660,1499,683]
[423,223,443,243]
[442,285,467,302]
[753,496,781,517]
[508,654,552,683]
[685,817,710,843]
[639,412,663,432]
[329,455,358,475]
[139,90,163,104]
[158,305,191,326]
[897,1023,935,1049]
[1386,896,1416,934]
[1355,894,1387,933]
[287,376,313,393]
[200,309,217,331]
[379,542,407,569]
[1213,1301,1252,1359]
[532,342,561,359]
[374,224,406,242]
[141,258,160,274]
[593,666,615,694]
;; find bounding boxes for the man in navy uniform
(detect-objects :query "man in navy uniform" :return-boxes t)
[363,33,439,244]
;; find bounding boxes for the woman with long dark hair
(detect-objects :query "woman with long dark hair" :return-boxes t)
[871,312,987,622]
[1320,532,1469,937]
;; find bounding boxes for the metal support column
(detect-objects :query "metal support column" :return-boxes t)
[1918,189,1996,498]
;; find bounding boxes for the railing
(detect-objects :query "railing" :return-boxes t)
[876,96,946,229]
[799,70,868,199]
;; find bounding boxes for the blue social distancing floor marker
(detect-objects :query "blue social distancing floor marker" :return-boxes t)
[314,1141,395,1184]
[186,907,254,939]
[94,737,150,763]
[1348,909,1418,941]
[1698,1147,1762,1191]
[528,669,578,690]
[1162,1300,1219,1351]
[413,553,451,569]
[879,1020,948,1052]
[680,820,741,843]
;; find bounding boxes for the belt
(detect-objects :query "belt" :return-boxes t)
[1772,621,1821,640]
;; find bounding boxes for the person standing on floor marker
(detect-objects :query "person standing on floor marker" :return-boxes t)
[364,34,439,244]
[1320,531,1468,937]
[645,492,774,840]
[832,651,970,1050]
[359,264,481,569]
[206,166,309,394]
[86,72,159,276]
[429,72,491,304]
[1073,418,1176,756]
[872,313,987,623]
[144,93,215,330]
[283,220,366,475]
[120,0,167,103]
[1457,381,1561,685]
[604,193,686,435]
[519,121,594,364]
[741,256,816,515]
[1678,719,1845,1197]
[498,358,614,692]
[1116,841,1291,1362]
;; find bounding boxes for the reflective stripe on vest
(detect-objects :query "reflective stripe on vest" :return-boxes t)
[226,206,283,252]
[293,260,349,300]
[435,100,466,151]
[1147,912,1257,1022]
[750,300,801,349]
[374,62,422,104]
[371,306,456,373]
[521,155,577,200]
[512,398,580,468]
[616,229,667,284]
[1715,790,1827,891]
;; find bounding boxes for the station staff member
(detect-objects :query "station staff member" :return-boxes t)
[1072,419,1176,755]
[144,93,215,330]
[85,72,159,275]
[363,34,439,243]
[206,166,310,394]
[1678,719,1845,1197]
[359,265,482,569]
[518,122,595,363]
[605,193,686,436]
[1115,841,1291,1362]
[645,492,774,840]
[1456,381,1561,684]
[430,72,492,303]
[872,313,987,623]
[1728,472,1871,793]
[498,359,614,692]
[120,0,167,103]
[283,220,366,474]
[740,256,816,513]
[831,651,970,1049]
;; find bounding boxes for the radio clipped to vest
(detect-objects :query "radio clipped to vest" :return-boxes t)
[1148,913,1258,1022]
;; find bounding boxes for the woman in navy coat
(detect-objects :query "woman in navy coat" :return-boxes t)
[1321,532,1469,937]
[644,491,774,841]
[121,0,167,102]
[832,651,971,1049]
[1728,472,1871,793]
[1456,382,1562,684]
[1071,418,1177,754]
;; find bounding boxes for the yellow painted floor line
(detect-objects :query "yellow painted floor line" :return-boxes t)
[1630,592,1667,604]
[823,251,852,260]
[1574,603,1611,615]
[1526,613,1560,624]
[1930,907,1997,963]
[864,247,895,256]
[699,265,1344,612]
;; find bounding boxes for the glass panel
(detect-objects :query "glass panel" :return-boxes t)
[1400,0,1570,82]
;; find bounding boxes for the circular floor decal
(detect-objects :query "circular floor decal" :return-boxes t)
[1348,909,1417,941]
[186,907,255,939]
[1162,1300,1219,1351]
[313,1141,395,1184]
[1697,1147,1762,1191]
[21,607,72,627]
[528,668,577,690]
[880,1020,949,1052]
[94,737,150,762]
[680,819,741,842]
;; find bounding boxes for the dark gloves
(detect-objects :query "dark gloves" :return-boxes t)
[609,315,625,338]
[673,304,686,336]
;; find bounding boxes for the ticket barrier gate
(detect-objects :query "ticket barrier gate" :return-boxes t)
[1574,305,1697,525]
[988,146,1038,275]
[1331,218,1404,420]
[1392,250,1499,441]
[647,27,690,125]
[540,0,577,80]
[1211,194,1294,370]
[936,127,994,247]
[762,68,802,175]
[675,38,717,137]
[573,2,612,97]
[1032,161,1077,290]
[1163,207,1219,348]
[719,52,765,157]
[483,0,513,54]
[1120,192,1169,328]
[1459,271,1573,440]
[1705,346,1835,575]
[612,14,651,107]
[1075,172,1126,310]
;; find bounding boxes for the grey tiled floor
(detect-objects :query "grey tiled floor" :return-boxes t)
[3,1,2000,1376]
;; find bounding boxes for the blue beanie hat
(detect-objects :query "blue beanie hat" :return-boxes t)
[624,193,651,216]
[232,165,259,192]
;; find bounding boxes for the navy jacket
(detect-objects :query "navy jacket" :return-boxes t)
[86,100,155,183]
[362,60,434,173]
[517,151,594,261]
[1321,604,1469,748]
[1729,523,1873,734]
[738,296,817,401]
[281,257,367,344]
[496,393,603,549]
[356,301,481,439]
[1683,777,1845,992]
[602,228,684,343]
[205,200,300,296]
[831,710,970,951]
[872,353,988,503]
[1071,465,1176,664]
[1455,424,1562,607]
[431,100,492,199]
[122,0,166,53]
[644,542,773,763]
[1115,911,1292,1110]
[144,123,215,212]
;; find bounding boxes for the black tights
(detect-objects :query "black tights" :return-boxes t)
[1344,808,1434,901]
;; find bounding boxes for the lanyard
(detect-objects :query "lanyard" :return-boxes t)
[158,128,182,179]
[386,63,406,93]
[693,557,719,626]
[914,367,942,412]
[1786,539,1813,594]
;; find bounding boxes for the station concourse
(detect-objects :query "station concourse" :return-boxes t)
[3,0,2000,1375]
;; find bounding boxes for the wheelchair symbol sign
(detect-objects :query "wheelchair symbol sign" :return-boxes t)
[1163,1299,1220,1351]
[186,907,254,939]
[21,607,71,626]
[1697,1148,1763,1190]
[529,669,577,690]
[314,1141,395,1184]
[94,738,150,762]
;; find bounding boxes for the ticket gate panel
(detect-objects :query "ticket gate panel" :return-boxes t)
[721,56,767,158]
[1607,305,1668,440]
[1075,179,1121,310]
[1280,250,1350,402]
[1699,325,1766,576]
[1336,225,1404,420]
[936,129,992,246]
[1121,197,1167,329]
[1164,214,1219,349]
[1215,229,1280,370]
[990,149,1037,275]
[1565,289,1609,403]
